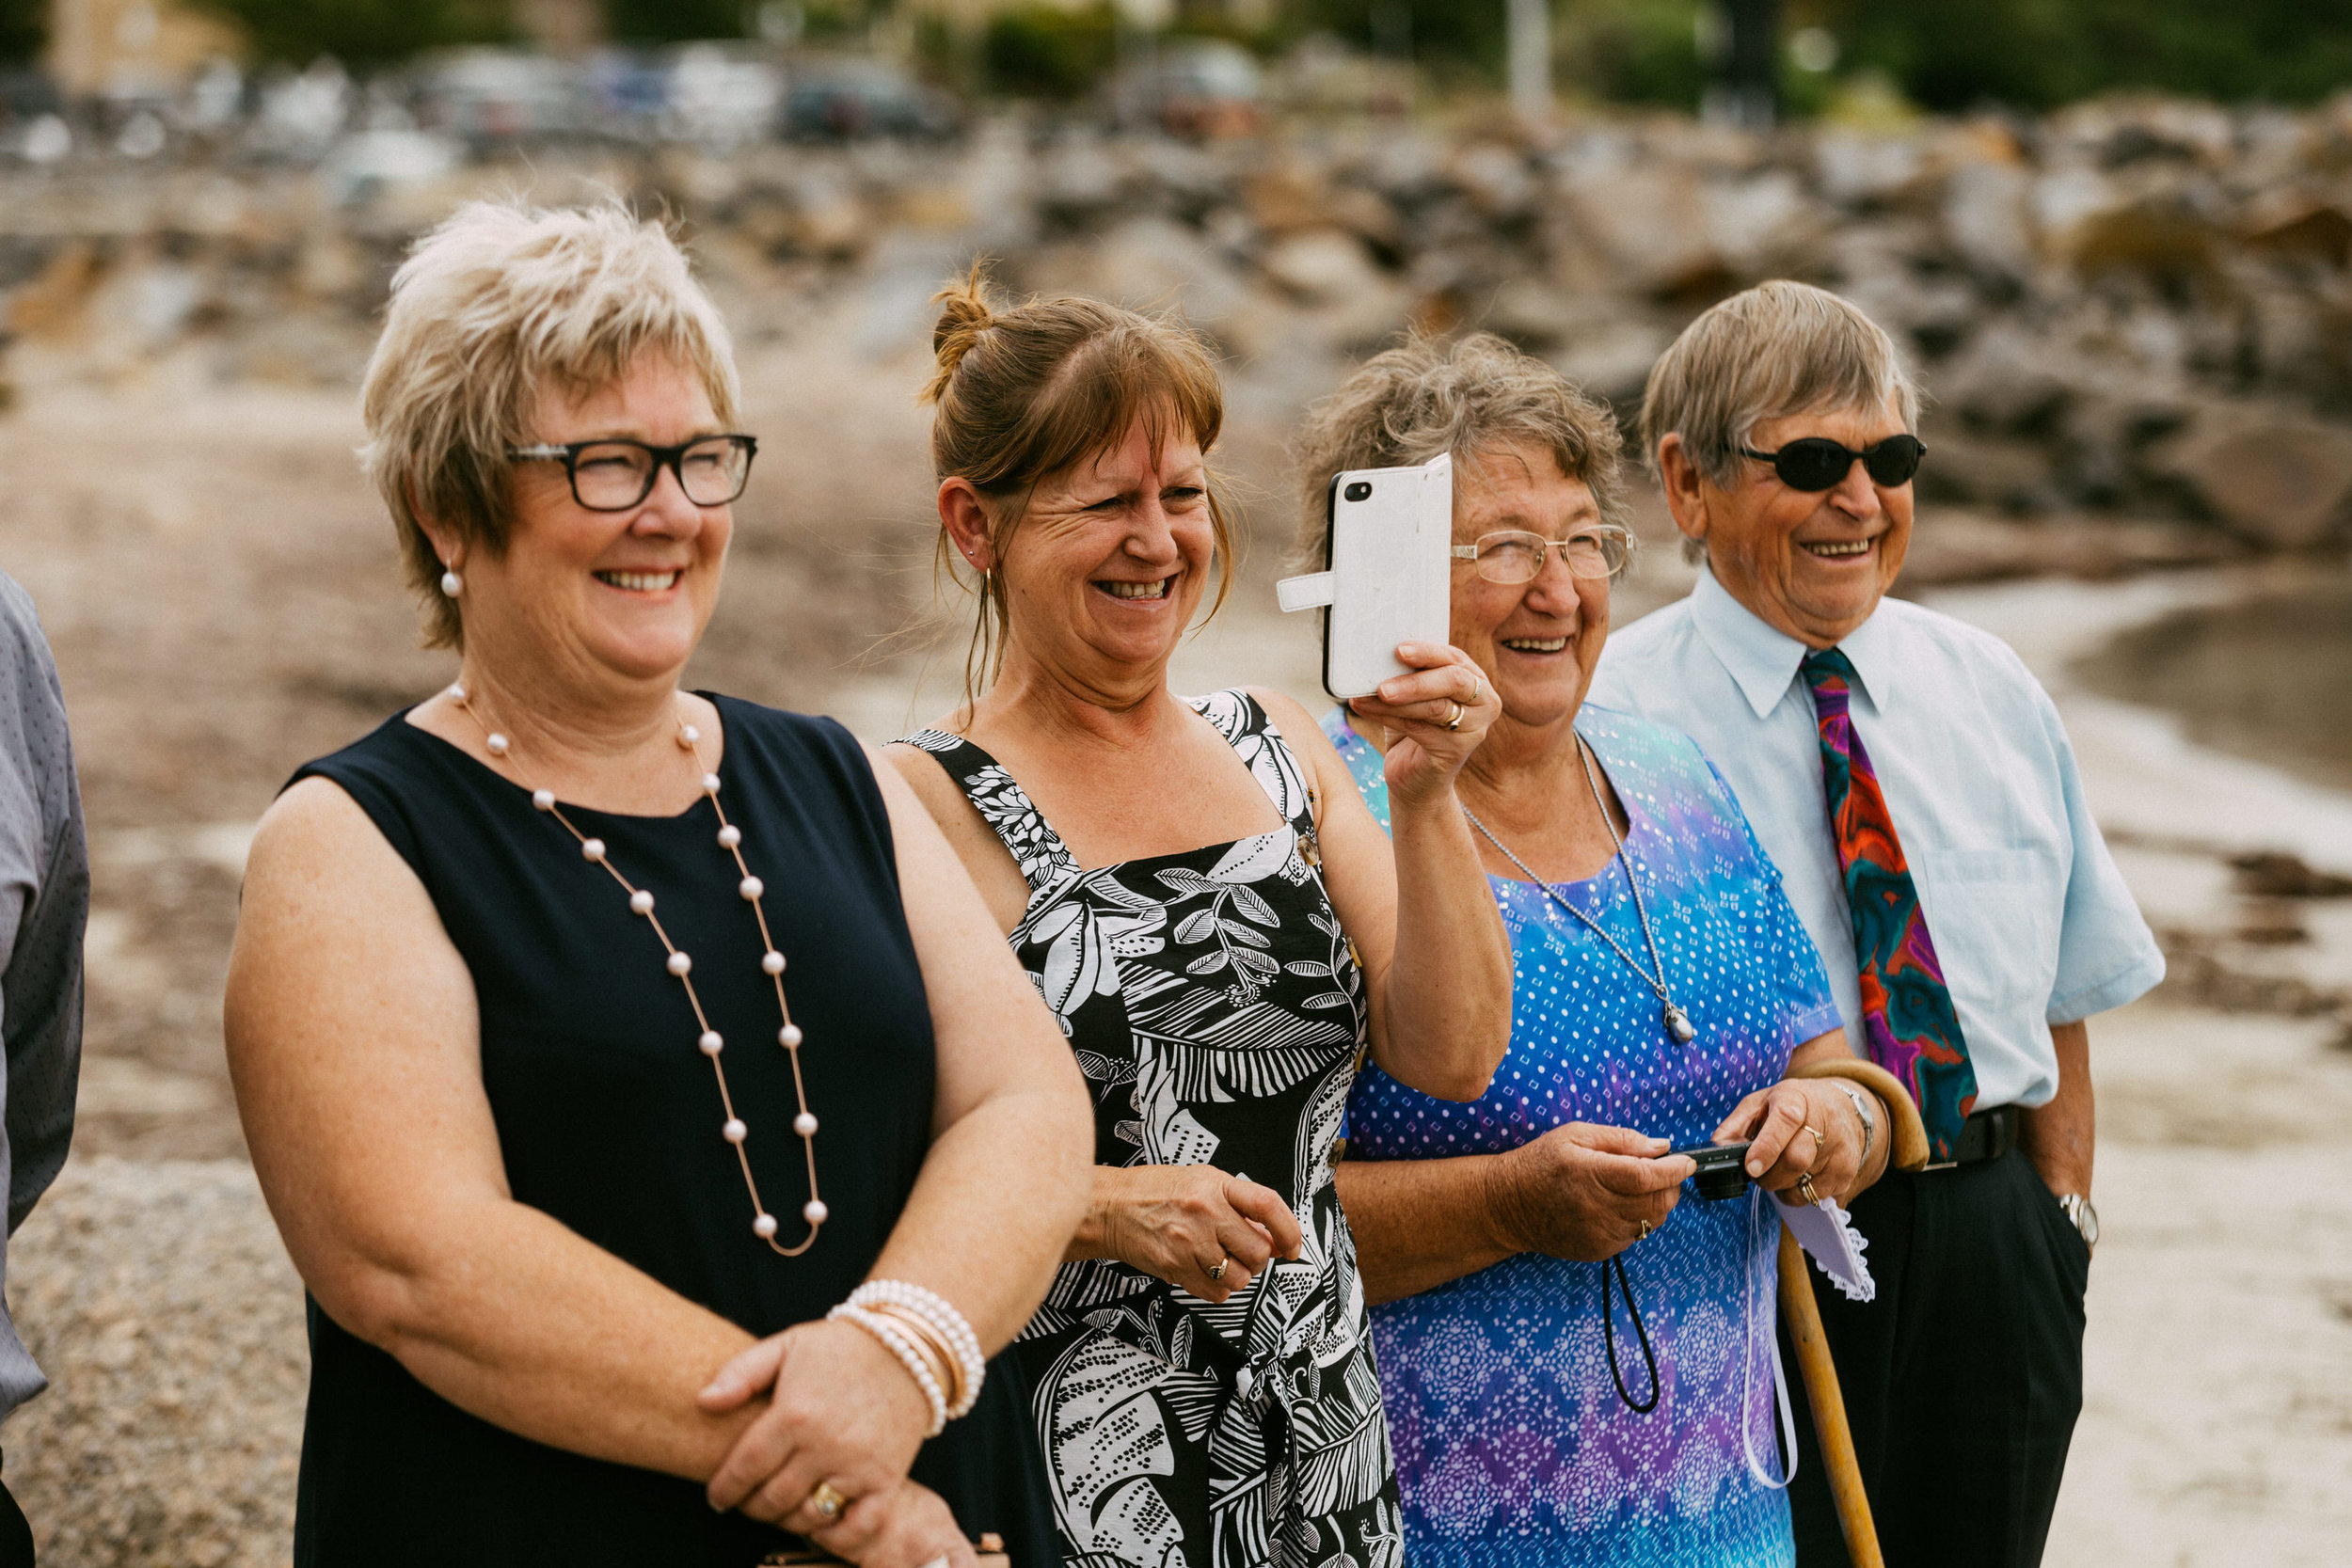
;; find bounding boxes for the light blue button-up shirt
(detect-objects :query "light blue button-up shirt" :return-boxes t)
[1588,567,2164,1110]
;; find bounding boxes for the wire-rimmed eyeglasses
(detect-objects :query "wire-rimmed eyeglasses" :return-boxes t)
[1450,526,1632,584]
[508,435,759,513]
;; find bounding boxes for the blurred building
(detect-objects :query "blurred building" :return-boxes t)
[514,0,602,55]
[46,0,244,96]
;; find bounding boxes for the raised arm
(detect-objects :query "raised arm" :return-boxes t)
[1257,661,1511,1102]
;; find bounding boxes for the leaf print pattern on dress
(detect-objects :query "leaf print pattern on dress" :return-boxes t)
[899,695,1401,1568]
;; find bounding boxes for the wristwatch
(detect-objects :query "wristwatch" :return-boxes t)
[1825,1081,1875,1167]
[2056,1193,2099,1253]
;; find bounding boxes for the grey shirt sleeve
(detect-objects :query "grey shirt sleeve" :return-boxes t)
[0,571,87,1416]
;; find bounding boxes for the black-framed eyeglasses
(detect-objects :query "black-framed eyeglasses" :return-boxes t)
[1739,434,1925,492]
[507,435,758,512]
[1449,526,1633,583]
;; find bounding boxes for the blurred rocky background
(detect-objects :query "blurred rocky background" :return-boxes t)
[1,0,2349,1563]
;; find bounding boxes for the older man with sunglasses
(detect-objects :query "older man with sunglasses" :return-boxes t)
[1590,281,2163,1568]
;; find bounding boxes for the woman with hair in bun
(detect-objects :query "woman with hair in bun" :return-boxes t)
[227,204,1092,1567]
[881,273,1513,1568]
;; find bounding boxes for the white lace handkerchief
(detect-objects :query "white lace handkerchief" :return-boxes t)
[1778,1195,1875,1302]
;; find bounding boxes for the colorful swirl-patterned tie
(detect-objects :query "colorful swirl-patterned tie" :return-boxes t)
[1803,647,1979,1161]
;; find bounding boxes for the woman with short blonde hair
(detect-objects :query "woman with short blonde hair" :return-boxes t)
[228,203,1092,1568]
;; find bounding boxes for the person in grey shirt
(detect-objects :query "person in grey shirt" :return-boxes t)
[0,569,87,1564]
[1591,282,2162,1567]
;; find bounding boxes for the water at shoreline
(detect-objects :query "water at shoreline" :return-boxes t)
[2073,572,2352,794]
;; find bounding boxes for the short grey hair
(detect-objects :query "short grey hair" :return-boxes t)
[1291,330,1629,566]
[360,200,742,649]
[1640,279,1919,492]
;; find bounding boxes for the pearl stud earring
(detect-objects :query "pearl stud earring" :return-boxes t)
[440,568,463,596]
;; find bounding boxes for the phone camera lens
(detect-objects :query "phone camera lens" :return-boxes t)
[1343,482,1373,502]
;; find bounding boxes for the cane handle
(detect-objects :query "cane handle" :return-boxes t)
[1787,1058,1930,1173]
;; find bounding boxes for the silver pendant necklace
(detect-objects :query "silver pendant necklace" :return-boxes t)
[1462,736,1696,1045]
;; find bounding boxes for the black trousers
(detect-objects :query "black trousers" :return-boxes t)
[1783,1147,2090,1568]
[0,1450,32,1568]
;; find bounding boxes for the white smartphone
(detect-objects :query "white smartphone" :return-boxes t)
[1276,452,1453,700]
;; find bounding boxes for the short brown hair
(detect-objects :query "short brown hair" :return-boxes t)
[923,266,1233,701]
[1640,279,1918,490]
[360,200,741,648]
[1291,330,1630,563]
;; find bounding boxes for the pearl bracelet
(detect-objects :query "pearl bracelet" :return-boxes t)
[849,1280,984,1420]
[828,1303,948,1436]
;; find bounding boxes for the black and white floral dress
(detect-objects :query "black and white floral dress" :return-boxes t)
[903,691,1402,1568]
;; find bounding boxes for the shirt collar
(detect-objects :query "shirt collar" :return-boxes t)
[1688,566,1895,718]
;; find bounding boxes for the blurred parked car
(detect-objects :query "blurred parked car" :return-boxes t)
[665,44,786,150]
[783,56,958,141]
[412,49,579,148]
[1109,39,1262,138]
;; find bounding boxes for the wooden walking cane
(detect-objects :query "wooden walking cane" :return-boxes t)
[1778,1058,1931,1568]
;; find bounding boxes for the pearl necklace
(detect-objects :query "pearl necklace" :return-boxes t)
[452,683,828,1257]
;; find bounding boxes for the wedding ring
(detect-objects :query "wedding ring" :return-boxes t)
[1443,700,1466,731]
[1207,1258,1228,1281]
[807,1481,848,1522]
[1796,1173,1820,1206]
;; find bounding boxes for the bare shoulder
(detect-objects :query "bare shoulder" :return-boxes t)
[249,775,408,886]
[880,738,973,826]
[1246,686,1336,752]
[1245,686,1352,784]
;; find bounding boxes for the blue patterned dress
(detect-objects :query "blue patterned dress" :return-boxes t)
[1324,705,1841,1568]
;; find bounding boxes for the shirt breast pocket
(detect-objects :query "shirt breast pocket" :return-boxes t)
[1916,847,2060,1024]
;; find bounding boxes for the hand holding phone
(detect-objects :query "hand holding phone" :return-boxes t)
[1275,453,1453,700]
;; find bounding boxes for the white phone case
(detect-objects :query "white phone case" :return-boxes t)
[1275,453,1452,700]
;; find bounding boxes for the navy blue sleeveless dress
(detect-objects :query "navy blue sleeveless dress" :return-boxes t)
[288,695,1056,1567]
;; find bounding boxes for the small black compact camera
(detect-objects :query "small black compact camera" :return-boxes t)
[1671,1140,1755,1201]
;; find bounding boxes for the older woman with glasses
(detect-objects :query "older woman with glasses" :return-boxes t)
[1306,334,1890,1568]
[225,202,1093,1568]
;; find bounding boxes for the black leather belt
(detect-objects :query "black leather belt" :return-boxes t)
[1922,1104,2019,1170]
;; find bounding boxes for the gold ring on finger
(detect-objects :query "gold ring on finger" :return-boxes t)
[1444,700,1466,731]
[807,1481,849,1522]
[1637,1220,1651,1242]
[1207,1258,1228,1281]
[1795,1173,1820,1206]
[1804,1123,1824,1152]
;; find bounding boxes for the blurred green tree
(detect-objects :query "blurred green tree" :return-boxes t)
[1821,0,2352,108]
[198,0,511,65]
[0,0,40,64]
[984,4,1118,99]
[602,0,753,43]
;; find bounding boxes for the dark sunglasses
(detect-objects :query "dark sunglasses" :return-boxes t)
[1739,434,1926,492]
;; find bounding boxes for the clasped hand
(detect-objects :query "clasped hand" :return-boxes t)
[696,1317,972,1568]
